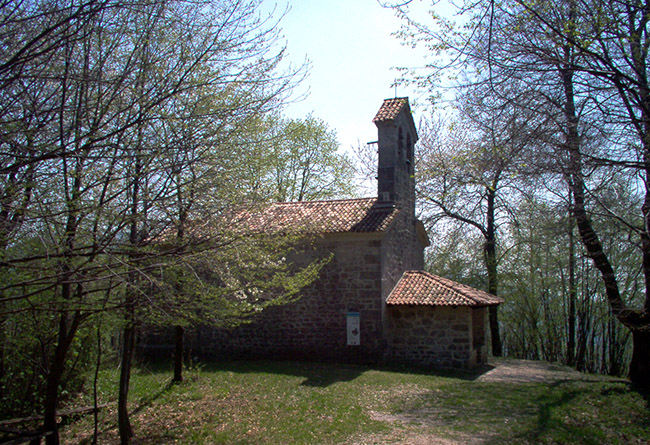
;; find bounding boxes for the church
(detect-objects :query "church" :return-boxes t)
[188,97,502,369]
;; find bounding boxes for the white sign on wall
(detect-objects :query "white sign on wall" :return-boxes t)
[347,312,360,346]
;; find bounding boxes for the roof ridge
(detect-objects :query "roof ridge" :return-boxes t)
[373,97,410,123]
[242,196,398,234]
[271,197,377,206]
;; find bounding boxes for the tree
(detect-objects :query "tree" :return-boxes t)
[388,0,650,387]
[416,91,545,356]
[146,94,330,384]
[535,0,650,388]
[0,0,315,443]
[239,113,356,202]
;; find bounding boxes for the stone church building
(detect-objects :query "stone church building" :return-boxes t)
[190,97,502,369]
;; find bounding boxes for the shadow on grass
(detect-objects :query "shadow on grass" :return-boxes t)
[131,379,176,416]
[190,359,368,387]
[632,383,650,421]
[530,379,650,444]
[600,379,650,425]
[531,381,583,443]
[388,375,650,444]
[147,358,496,388]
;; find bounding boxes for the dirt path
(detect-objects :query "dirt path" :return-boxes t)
[476,358,599,384]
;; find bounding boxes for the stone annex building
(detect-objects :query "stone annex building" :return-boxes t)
[194,97,502,369]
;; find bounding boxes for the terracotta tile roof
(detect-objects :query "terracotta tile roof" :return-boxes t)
[242,197,399,234]
[386,270,503,307]
[373,97,409,123]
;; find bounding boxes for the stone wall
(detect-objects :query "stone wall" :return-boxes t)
[380,213,421,356]
[376,105,426,358]
[386,305,477,369]
[183,235,386,362]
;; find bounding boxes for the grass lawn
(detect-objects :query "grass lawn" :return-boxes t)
[61,360,650,444]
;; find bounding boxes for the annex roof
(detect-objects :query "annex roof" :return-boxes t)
[373,97,409,123]
[386,270,503,307]
[242,197,399,235]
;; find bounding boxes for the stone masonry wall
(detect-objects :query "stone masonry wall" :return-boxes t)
[387,306,476,369]
[377,108,426,358]
[380,214,420,354]
[184,235,385,362]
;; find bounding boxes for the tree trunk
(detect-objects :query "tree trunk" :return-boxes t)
[118,324,136,444]
[567,214,577,366]
[629,329,650,389]
[173,325,184,383]
[560,62,650,384]
[44,338,66,445]
[119,128,143,445]
[0,311,5,405]
[607,316,625,376]
[44,312,81,444]
[488,307,501,356]
[93,322,102,445]
[485,184,502,356]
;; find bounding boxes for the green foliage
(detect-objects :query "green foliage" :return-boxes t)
[0,0,329,428]
[0,309,112,419]
[425,221,486,288]
[236,113,356,202]
[144,232,329,329]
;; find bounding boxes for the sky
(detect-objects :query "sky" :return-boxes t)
[261,0,437,155]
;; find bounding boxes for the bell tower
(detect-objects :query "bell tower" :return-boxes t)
[372,97,418,215]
